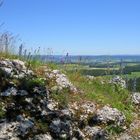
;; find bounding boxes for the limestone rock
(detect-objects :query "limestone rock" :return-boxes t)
[72,127,85,140]
[110,76,126,88]
[1,87,28,96]
[33,134,52,140]
[18,118,34,137]
[92,106,125,125]
[0,121,19,139]
[117,133,134,140]
[49,118,71,138]
[132,92,140,105]
[45,69,77,93]
[69,101,96,120]
[86,75,95,80]
[47,99,59,111]
[0,59,33,78]
[83,126,107,140]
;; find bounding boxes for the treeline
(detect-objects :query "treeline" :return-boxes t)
[89,62,140,68]
[79,69,119,76]
[123,65,140,74]
[78,64,140,77]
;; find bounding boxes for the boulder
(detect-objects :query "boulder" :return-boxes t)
[47,99,58,111]
[92,106,125,125]
[83,126,107,140]
[86,75,95,80]
[0,117,34,139]
[117,133,134,140]
[1,87,28,96]
[0,121,19,140]
[132,92,140,105]
[110,76,126,88]
[18,118,34,137]
[49,118,71,138]
[45,69,77,93]
[33,134,52,140]
[1,87,17,96]
[0,59,33,78]
[12,59,26,70]
[72,127,85,140]
[69,101,96,120]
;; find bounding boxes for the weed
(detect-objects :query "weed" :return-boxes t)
[51,88,70,109]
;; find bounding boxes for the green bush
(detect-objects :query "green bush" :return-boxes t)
[36,119,49,133]
[27,59,43,69]
[51,88,70,109]
[67,72,134,123]
[0,104,5,119]
[106,125,124,135]
[19,77,46,91]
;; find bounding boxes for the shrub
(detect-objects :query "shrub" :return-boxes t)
[0,103,5,119]
[51,88,70,109]
[35,119,49,133]
[106,125,124,135]
[19,77,46,91]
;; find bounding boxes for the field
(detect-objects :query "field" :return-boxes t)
[56,59,140,93]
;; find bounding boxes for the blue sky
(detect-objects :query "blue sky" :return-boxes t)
[0,0,140,55]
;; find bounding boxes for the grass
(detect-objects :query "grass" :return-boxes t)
[51,88,70,109]
[0,51,136,125]
[28,59,43,69]
[123,72,140,79]
[67,70,134,123]
[0,52,19,60]
[0,102,5,119]
[35,119,49,133]
[46,62,58,70]
[105,124,125,135]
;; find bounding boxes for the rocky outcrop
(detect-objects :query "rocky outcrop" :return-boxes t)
[49,118,72,139]
[92,106,125,126]
[83,126,107,140]
[0,59,33,78]
[0,59,49,139]
[69,101,96,120]
[0,121,20,140]
[45,69,77,93]
[32,134,52,140]
[86,75,95,80]
[0,117,34,139]
[115,119,140,140]
[110,76,126,88]
[0,59,139,140]
[1,87,28,96]
[117,133,134,140]
[132,92,140,105]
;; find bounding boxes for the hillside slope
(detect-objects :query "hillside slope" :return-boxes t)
[0,59,140,140]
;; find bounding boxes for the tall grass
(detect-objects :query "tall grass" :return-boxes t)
[67,71,134,123]
[0,32,44,70]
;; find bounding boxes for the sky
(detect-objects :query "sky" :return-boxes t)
[0,0,140,55]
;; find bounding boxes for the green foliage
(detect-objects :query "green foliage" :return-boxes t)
[20,77,45,91]
[0,52,19,60]
[36,119,49,133]
[51,88,70,109]
[123,64,140,74]
[80,69,120,76]
[67,71,134,123]
[27,59,43,69]
[106,125,124,135]
[0,103,5,119]
[47,62,58,70]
